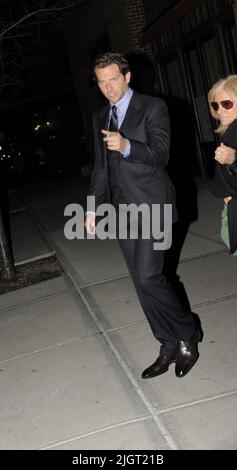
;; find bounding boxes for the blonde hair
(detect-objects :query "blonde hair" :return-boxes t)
[208,75,237,134]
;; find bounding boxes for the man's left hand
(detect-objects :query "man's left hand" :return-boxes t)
[101,129,127,153]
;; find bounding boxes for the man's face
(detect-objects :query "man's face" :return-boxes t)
[95,63,131,104]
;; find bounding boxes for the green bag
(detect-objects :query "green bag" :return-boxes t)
[221,206,237,256]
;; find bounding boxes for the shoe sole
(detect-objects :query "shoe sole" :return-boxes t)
[142,359,176,379]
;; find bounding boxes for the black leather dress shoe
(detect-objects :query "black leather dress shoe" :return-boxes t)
[142,352,176,379]
[175,333,200,378]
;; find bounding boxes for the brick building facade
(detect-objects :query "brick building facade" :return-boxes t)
[141,0,237,176]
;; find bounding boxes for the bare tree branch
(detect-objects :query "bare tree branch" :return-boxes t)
[0,1,79,39]
[0,0,84,106]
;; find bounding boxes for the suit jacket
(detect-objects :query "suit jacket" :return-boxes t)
[89,91,177,223]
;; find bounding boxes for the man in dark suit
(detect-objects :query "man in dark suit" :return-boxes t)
[85,52,201,379]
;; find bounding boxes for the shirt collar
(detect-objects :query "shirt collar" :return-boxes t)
[109,87,133,109]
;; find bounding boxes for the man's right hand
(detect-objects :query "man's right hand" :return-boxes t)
[85,212,96,235]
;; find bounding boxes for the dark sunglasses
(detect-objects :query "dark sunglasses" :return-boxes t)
[210,100,234,111]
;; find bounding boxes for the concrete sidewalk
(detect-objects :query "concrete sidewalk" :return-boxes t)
[1,176,237,450]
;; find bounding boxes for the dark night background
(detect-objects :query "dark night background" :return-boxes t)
[1,0,236,186]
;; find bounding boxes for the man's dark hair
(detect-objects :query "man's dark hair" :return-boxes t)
[93,52,130,80]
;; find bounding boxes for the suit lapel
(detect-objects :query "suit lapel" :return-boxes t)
[97,104,110,159]
[119,92,142,135]
[99,104,110,130]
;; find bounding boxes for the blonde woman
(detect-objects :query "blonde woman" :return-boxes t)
[208,75,237,254]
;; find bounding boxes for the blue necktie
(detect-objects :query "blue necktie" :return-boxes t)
[109,105,118,131]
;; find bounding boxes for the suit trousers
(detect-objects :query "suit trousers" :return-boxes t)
[118,236,197,355]
[107,154,196,354]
